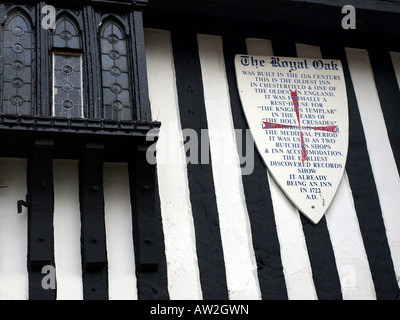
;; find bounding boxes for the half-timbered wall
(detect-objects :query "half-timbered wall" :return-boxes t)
[0,1,399,300]
[142,28,400,300]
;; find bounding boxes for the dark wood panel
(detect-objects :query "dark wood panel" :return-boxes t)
[27,139,56,300]
[79,142,108,300]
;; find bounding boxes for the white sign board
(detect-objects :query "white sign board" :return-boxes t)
[235,55,349,224]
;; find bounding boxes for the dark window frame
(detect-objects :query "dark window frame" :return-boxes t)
[52,14,85,119]
[99,18,132,121]
[0,1,159,162]
[0,8,35,116]
[0,1,152,123]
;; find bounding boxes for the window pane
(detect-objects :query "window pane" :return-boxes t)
[1,12,34,115]
[100,20,131,121]
[53,16,82,50]
[53,54,83,119]
[52,16,83,118]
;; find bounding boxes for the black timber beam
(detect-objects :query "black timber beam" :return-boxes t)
[79,142,108,300]
[129,143,169,299]
[286,0,400,14]
[0,116,161,161]
[27,139,56,300]
[145,0,400,48]
[11,0,149,10]
[147,0,400,20]
[130,144,159,273]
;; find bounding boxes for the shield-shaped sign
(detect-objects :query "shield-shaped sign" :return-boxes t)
[235,55,349,224]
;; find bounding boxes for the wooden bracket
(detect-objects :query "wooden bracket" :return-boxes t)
[79,142,107,271]
[130,143,159,272]
[27,139,55,271]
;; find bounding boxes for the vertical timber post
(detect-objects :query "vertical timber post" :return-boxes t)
[129,142,168,299]
[79,142,108,300]
[129,9,152,122]
[27,139,56,300]
[37,1,50,116]
[132,144,159,273]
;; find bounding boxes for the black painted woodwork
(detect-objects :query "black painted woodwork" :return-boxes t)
[171,31,229,300]
[0,0,159,161]
[130,10,152,122]
[147,0,400,39]
[80,143,107,272]
[142,5,400,298]
[79,142,108,299]
[0,1,154,131]
[38,1,50,117]
[128,145,169,300]
[0,0,165,300]
[130,144,159,273]
[321,44,399,300]
[0,115,161,161]
[144,1,400,55]
[300,215,343,300]
[2,0,399,301]
[27,139,56,300]
[0,1,160,160]
[369,49,400,176]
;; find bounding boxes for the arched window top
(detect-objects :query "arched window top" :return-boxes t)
[5,12,31,32]
[53,15,81,50]
[52,15,84,118]
[100,20,125,40]
[4,11,33,53]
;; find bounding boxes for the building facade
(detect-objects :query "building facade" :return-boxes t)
[0,0,399,300]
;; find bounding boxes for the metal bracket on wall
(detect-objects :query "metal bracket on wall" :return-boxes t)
[17,194,31,214]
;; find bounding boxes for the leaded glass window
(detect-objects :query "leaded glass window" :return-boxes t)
[52,16,84,118]
[100,20,131,121]
[53,16,82,50]
[1,12,34,115]
[52,53,83,118]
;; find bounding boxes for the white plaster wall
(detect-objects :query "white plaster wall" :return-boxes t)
[197,34,261,300]
[104,162,137,300]
[0,158,28,299]
[346,48,400,288]
[296,43,376,300]
[0,33,398,301]
[246,38,318,300]
[145,28,203,299]
[53,160,83,300]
